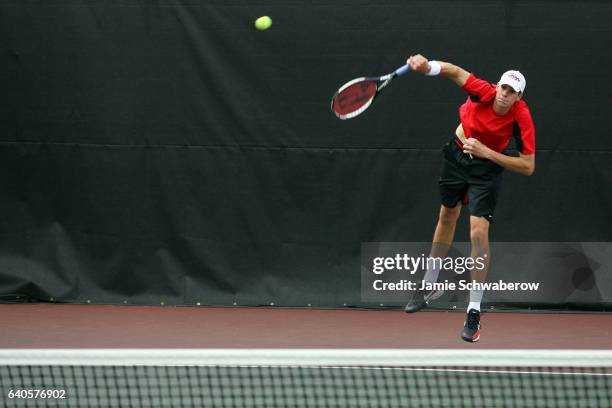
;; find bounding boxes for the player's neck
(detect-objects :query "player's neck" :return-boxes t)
[492,101,512,116]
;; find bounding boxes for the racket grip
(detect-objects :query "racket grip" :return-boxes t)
[394,64,411,77]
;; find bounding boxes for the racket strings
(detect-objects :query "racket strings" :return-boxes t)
[331,80,378,119]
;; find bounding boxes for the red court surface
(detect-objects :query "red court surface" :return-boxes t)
[1,304,611,349]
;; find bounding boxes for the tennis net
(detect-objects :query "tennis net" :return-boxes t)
[2,349,612,407]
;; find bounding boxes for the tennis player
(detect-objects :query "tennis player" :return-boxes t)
[403,54,536,343]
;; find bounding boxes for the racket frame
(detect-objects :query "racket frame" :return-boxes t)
[331,65,410,120]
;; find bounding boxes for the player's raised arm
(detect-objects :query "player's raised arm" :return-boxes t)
[407,54,470,87]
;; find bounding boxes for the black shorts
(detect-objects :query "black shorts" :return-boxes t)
[439,138,504,222]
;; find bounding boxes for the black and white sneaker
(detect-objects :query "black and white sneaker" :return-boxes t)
[461,309,481,342]
[404,288,444,313]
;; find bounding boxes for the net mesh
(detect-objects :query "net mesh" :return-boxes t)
[2,350,612,407]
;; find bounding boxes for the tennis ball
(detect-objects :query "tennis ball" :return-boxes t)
[255,16,272,31]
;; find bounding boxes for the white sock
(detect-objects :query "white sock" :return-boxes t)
[468,289,484,312]
[423,265,440,284]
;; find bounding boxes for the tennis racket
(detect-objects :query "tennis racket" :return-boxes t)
[331,64,411,120]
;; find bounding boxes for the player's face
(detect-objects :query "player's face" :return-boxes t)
[495,84,522,109]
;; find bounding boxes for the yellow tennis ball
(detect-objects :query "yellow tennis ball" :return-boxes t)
[255,16,272,31]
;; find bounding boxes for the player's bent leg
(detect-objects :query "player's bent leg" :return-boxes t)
[432,204,462,250]
[425,204,462,293]
[404,204,461,314]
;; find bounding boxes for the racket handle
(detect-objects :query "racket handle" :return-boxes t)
[394,64,411,77]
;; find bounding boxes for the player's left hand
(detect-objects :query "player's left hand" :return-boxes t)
[463,138,492,159]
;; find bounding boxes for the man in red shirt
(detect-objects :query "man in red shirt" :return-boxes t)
[403,54,536,343]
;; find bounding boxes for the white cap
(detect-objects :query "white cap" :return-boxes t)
[498,70,526,93]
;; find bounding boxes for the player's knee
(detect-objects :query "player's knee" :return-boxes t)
[470,222,489,245]
[439,205,460,225]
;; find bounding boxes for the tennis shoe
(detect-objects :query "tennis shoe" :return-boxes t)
[461,309,481,343]
[404,287,444,313]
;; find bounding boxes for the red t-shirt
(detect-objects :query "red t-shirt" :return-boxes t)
[458,73,536,155]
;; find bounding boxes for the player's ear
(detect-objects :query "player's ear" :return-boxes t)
[517,91,523,100]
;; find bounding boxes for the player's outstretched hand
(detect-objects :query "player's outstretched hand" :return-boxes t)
[407,54,432,75]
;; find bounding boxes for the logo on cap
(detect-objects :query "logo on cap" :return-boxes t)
[499,70,526,93]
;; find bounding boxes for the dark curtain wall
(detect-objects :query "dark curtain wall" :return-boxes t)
[1,1,611,307]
